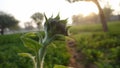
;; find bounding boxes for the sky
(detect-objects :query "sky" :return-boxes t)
[0,0,120,27]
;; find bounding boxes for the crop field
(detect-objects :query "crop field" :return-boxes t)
[70,21,120,68]
[0,21,120,68]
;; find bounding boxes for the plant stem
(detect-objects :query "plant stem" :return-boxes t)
[39,45,47,68]
[32,57,37,68]
[36,52,40,68]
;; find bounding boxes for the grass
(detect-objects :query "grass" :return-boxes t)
[108,21,120,32]
[69,21,120,34]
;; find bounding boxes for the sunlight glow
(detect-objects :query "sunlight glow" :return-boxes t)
[73,2,99,17]
[0,0,120,27]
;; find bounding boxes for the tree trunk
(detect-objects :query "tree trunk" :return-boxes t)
[93,0,108,32]
[37,23,41,31]
[1,27,4,35]
[118,15,120,21]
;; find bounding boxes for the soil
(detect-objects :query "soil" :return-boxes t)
[66,38,84,68]
[66,38,97,68]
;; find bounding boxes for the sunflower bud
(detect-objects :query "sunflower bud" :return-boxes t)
[44,14,69,38]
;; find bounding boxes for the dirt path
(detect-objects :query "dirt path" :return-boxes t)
[66,37,97,68]
[66,38,84,68]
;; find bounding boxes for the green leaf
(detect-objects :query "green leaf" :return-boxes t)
[18,53,34,59]
[54,34,65,41]
[54,65,68,68]
[66,26,71,35]
[23,32,36,37]
[36,32,45,43]
[21,36,42,52]
[50,43,57,48]
[55,13,60,20]
[66,26,71,30]
[65,36,74,41]
[60,18,68,25]
[18,53,36,67]
[44,13,49,26]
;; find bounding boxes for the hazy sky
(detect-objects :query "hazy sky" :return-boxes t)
[0,0,120,27]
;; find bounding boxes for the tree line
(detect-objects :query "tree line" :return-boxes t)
[72,3,114,25]
[0,0,119,35]
[0,11,44,35]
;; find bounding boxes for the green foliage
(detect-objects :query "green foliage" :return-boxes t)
[21,35,42,53]
[103,2,114,21]
[18,53,34,59]
[0,34,33,68]
[19,14,70,68]
[0,33,21,44]
[31,12,44,23]
[0,12,19,27]
[0,14,71,68]
[0,33,70,68]
[31,12,44,29]
[0,11,19,35]
[44,14,69,38]
[73,32,120,68]
[70,21,120,34]
[54,65,68,68]
[44,41,70,68]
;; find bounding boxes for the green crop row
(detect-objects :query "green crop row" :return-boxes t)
[0,33,70,68]
[0,33,22,44]
[73,32,120,68]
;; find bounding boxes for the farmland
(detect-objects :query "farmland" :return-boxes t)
[0,21,120,68]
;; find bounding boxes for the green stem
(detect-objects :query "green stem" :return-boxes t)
[38,34,55,68]
[36,52,40,68]
[39,45,47,68]
[32,57,37,68]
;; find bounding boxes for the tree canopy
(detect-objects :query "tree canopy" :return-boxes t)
[66,0,108,32]
[31,12,44,29]
[0,11,19,35]
[72,13,99,25]
[103,2,114,21]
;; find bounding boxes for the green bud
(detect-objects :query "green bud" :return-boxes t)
[44,14,69,38]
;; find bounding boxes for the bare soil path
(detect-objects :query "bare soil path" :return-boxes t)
[66,38,84,68]
[66,37,97,68]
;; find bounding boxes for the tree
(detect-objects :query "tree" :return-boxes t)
[72,14,85,25]
[85,12,99,23]
[103,2,114,21]
[31,12,44,30]
[9,25,20,31]
[0,11,19,35]
[118,2,120,20]
[72,13,99,25]
[66,0,108,32]
[24,21,34,30]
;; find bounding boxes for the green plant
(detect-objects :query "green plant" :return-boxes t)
[53,65,67,68]
[19,14,70,68]
[73,32,120,68]
[0,33,33,68]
